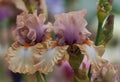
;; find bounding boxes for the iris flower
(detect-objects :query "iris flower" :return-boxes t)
[12,11,51,45]
[5,10,67,74]
[53,9,111,75]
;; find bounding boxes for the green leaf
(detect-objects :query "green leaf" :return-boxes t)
[97,14,114,46]
[102,14,114,45]
[67,45,84,69]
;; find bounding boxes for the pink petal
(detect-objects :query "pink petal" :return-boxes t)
[54,9,91,45]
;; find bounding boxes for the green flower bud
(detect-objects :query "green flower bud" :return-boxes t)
[97,0,113,23]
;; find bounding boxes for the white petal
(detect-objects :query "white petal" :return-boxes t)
[34,46,68,74]
[5,42,36,74]
[78,44,108,73]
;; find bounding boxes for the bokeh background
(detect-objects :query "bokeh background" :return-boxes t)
[0,0,120,82]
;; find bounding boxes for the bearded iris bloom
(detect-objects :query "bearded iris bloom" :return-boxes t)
[6,10,51,74]
[12,11,51,45]
[5,10,67,74]
[53,9,114,76]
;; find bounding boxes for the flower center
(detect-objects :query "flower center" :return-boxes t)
[83,40,93,45]
[24,43,30,48]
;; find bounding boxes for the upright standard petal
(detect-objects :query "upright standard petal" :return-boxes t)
[54,9,91,45]
[13,11,52,45]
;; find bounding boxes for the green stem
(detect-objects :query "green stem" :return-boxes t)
[36,72,46,82]
[74,76,80,82]
[39,73,46,82]
[23,74,28,82]
[88,65,92,82]
[89,22,103,81]
[42,74,46,82]
[36,72,41,82]
[95,22,103,46]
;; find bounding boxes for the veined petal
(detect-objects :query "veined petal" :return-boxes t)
[54,9,91,45]
[34,45,69,74]
[78,44,108,73]
[91,63,117,82]
[5,42,36,74]
[13,11,52,45]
